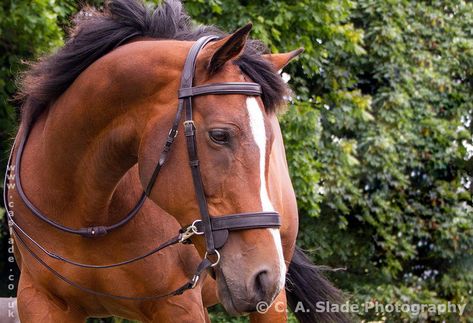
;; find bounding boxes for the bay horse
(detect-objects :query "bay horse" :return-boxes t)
[3,0,346,322]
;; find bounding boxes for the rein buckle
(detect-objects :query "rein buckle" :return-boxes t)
[190,274,200,289]
[179,220,204,243]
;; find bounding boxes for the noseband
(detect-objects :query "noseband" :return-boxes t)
[3,36,281,300]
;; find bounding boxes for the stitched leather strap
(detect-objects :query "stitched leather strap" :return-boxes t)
[13,227,212,301]
[194,212,281,249]
[179,82,262,98]
[203,212,280,231]
[8,215,183,269]
[13,130,146,238]
[144,36,219,196]
[180,36,219,254]
[144,111,181,196]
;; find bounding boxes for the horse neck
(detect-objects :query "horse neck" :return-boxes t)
[21,41,185,226]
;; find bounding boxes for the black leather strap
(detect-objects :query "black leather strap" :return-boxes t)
[198,212,281,231]
[194,212,281,249]
[145,36,219,196]
[13,130,146,238]
[185,117,216,253]
[9,216,183,269]
[13,227,211,301]
[144,112,181,196]
[179,82,262,98]
[180,36,220,254]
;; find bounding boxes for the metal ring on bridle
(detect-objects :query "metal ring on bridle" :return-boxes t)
[191,220,204,235]
[204,250,221,267]
[178,220,204,243]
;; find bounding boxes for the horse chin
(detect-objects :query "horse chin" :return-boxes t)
[214,268,256,316]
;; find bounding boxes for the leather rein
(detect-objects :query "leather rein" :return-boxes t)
[3,36,281,300]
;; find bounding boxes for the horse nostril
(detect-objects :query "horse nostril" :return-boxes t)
[253,269,272,301]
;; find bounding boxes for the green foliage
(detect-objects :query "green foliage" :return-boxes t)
[281,1,472,322]
[0,0,69,150]
[0,0,76,295]
[189,0,472,321]
[280,100,324,218]
[1,0,472,322]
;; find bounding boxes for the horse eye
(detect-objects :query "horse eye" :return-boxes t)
[209,129,230,145]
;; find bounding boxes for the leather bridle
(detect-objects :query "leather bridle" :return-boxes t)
[3,36,281,300]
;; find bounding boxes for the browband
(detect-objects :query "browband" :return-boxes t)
[179,82,262,98]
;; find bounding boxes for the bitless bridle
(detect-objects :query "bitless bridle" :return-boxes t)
[3,36,281,300]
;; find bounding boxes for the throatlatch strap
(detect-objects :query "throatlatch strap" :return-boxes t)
[12,130,146,238]
[144,99,184,196]
[145,35,218,197]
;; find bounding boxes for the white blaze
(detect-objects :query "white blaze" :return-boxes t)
[246,97,286,290]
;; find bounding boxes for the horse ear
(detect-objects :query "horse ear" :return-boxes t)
[206,23,253,74]
[263,48,304,71]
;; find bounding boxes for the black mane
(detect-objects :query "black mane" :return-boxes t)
[17,0,288,127]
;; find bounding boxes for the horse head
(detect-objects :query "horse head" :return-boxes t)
[138,25,301,314]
